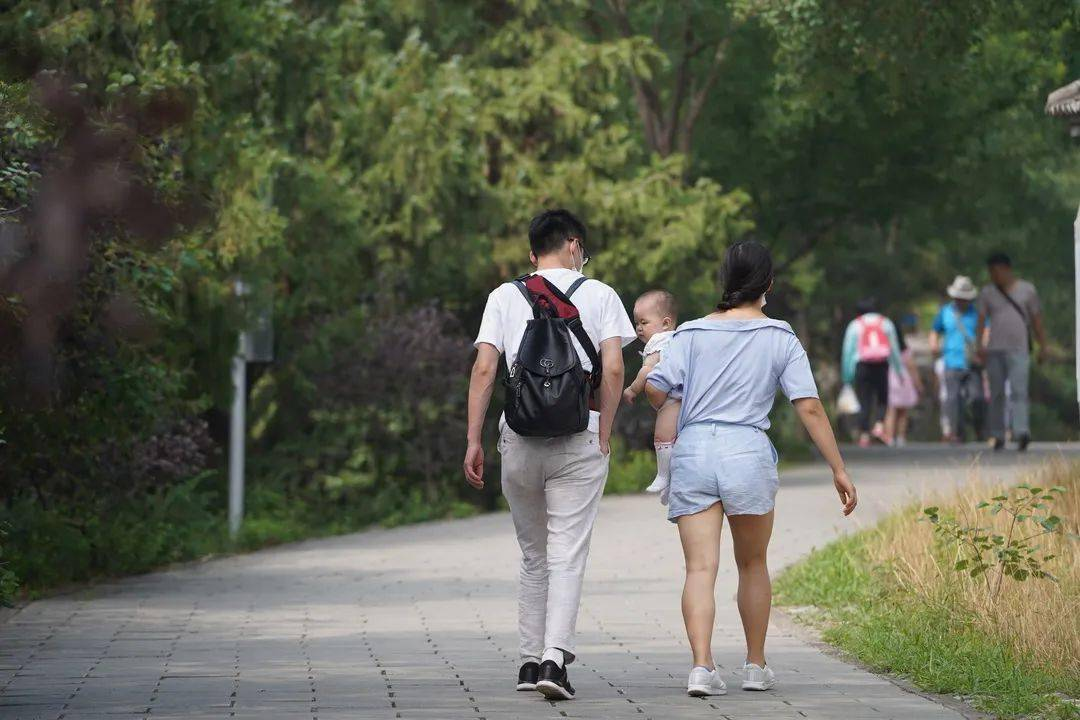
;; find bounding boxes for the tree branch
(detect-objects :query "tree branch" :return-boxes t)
[680,35,731,154]
[663,15,695,155]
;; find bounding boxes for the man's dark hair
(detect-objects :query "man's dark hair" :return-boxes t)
[855,297,878,315]
[528,209,587,257]
[987,252,1012,268]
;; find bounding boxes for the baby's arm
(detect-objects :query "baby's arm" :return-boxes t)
[623,353,661,404]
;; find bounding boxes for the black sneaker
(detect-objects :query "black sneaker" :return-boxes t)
[516,661,540,691]
[992,437,1005,451]
[536,660,575,700]
[1017,434,1031,452]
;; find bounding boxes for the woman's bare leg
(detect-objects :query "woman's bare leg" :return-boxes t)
[727,511,775,666]
[676,503,724,669]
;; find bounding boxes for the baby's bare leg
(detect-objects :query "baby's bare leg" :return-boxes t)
[655,399,680,444]
[647,399,681,497]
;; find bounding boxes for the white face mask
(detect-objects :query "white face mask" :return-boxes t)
[760,294,767,308]
[572,243,586,273]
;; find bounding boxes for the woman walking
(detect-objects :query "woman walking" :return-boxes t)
[841,298,905,446]
[884,317,923,446]
[645,241,856,696]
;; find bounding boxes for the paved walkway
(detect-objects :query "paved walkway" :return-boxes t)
[2,443,1077,720]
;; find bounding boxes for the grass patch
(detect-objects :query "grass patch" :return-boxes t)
[776,462,1080,719]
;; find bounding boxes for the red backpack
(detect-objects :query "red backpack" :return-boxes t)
[856,315,892,362]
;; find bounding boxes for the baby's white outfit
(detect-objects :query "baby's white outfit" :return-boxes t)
[641,330,674,359]
[642,331,677,499]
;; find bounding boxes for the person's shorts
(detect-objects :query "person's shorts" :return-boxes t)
[667,422,779,522]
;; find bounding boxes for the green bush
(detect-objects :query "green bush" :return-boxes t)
[2,474,223,592]
[0,523,18,607]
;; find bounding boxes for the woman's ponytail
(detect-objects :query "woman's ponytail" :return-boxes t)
[717,241,773,311]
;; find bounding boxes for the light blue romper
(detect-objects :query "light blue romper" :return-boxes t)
[645,318,819,521]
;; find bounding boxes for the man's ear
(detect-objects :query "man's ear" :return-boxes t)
[767,279,775,294]
[529,251,538,267]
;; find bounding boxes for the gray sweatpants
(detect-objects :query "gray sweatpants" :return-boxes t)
[985,350,1030,440]
[498,427,609,664]
[944,369,984,441]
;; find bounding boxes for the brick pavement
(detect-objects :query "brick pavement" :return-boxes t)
[2,443,1075,720]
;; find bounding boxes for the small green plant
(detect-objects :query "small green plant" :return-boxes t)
[923,483,1068,605]
[0,522,19,607]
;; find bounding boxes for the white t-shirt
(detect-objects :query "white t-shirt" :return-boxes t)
[474,267,637,433]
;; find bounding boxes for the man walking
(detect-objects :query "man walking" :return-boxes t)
[463,209,635,700]
[930,276,984,444]
[977,253,1049,451]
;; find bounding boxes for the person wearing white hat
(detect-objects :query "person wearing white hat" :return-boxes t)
[930,276,985,444]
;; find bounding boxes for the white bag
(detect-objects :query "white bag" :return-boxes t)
[837,384,861,415]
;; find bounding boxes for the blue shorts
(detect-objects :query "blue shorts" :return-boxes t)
[667,422,779,522]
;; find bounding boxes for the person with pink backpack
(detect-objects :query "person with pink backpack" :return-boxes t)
[841,298,905,447]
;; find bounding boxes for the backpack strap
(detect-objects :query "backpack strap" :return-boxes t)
[511,278,533,305]
[512,276,542,318]
[537,277,602,387]
[567,317,602,389]
[566,276,589,298]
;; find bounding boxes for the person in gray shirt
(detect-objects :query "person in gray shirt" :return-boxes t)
[976,252,1049,451]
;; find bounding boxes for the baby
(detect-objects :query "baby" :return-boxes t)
[623,289,680,500]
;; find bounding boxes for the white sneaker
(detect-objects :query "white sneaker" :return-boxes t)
[645,474,669,493]
[687,666,727,696]
[740,662,776,691]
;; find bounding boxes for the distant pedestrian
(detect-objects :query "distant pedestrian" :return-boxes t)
[884,317,922,447]
[464,209,636,700]
[841,299,905,447]
[976,253,1049,451]
[930,276,984,444]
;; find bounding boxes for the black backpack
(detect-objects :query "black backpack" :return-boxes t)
[504,274,601,437]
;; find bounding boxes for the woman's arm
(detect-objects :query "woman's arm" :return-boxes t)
[644,380,669,410]
[885,320,905,376]
[840,321,858,385]
[792,397,857,516]
[904,352,924,393]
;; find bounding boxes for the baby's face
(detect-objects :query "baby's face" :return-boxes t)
[634,299,672,343]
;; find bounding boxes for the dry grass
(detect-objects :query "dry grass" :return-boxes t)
[863,459,1080,676]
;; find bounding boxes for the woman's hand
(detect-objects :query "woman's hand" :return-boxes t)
[622,387,637,406]
[833,469,857,516]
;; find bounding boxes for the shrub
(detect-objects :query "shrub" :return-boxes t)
[0,523,18,607]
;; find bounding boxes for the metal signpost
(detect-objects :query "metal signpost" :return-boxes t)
[228,280,274,539]
[1045,80,1080,412]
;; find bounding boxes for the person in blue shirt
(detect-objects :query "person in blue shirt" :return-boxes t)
[930,275,985,443]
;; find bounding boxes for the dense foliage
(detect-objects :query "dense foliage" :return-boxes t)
[1,1,1077,597]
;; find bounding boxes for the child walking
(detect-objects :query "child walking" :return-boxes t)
[623,290,680,501]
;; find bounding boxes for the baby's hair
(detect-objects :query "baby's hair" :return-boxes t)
[638,289,678,321]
